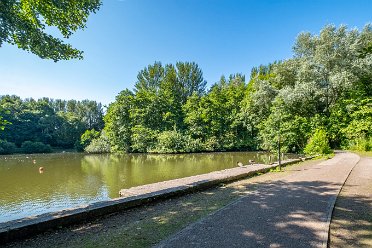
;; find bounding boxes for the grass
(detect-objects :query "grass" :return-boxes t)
[55,188,243,248]
[352,150,372,157]
[269,166,282,172]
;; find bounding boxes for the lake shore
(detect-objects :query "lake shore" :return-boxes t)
[2,160,319,247]
[0,151,300,223]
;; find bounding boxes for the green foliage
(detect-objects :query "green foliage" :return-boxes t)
[304,129,331,155]
[342,98,372,140]
[104,89,134,152]
[153,130,187,153]
[241,24,372,153]
[0,107,11,131]
[0,0,101,61]
[0,95,104,151]
[105,23,372,155]
[76,129,100,151]
[347,136,372,151]
[21,141,52,154]
[183,74,253,151]
[0,140,16,155]
[104,61,227,154]
[152,130,204,153]
[269,166,282,173]
[258,97,311,153]
[85,132,111,154]
[130,125,158,153]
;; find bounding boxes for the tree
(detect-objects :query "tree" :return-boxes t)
[304,129,331,155]
[240,24,372,152]
[99,24,372,154]
[0,95,104,150]
[0,107,10,131]
[104,89,134,152]
[176,62,207,104]
[184,74,250,150]
[0,0,101,61]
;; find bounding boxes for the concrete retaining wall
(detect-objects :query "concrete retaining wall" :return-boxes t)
[0,157,312,244]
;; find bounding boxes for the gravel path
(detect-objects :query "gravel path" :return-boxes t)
[157,152,360,248]
[329,156,372,247]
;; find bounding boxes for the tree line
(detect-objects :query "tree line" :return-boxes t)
[1,24,371,155]
[100,24,371,155]
[0,96,104,154]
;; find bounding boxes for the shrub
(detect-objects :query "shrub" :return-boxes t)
[347,136,372,151]
[153,130,186,153]
[304,129,331,155]
[204,136,220,151]
[75,129,100,152]
[130,125,157,153]
[183,136,204,153]
[85,132,111,154]
[0,140,16,155]
[21,141,52,154]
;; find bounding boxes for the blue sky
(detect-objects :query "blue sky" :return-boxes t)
[0,0,371,106]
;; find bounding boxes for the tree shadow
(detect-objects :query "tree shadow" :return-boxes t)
[329,194,372,247]
[4,179,371,248]
[158,180,372,248]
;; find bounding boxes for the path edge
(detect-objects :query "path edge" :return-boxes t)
[322,152,360,248]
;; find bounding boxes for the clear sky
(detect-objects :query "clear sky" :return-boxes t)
[0,0,371,106]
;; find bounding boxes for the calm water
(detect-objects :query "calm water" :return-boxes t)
[0,152,298,223]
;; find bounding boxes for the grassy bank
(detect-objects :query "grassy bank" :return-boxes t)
[353,150,372,157]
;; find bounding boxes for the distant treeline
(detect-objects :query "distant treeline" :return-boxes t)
[0,96,104,154]
[1,24,371,155]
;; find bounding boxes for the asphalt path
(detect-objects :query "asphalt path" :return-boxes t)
[329,156,372,247]
[157,152,360,248]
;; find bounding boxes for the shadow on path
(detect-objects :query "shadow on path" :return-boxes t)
[158,179,366,248]
[329,156,372,248]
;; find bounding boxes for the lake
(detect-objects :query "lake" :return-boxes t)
[0,151,298,223]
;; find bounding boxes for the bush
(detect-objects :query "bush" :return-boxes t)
[204,136,220,151]
[153,130,186,153]
[0,140,16,155]
[75,129,100,152]
[347,136,372,151]
[21,141,52,154]
[304,129,331,155]
[85,132,111,154]
[184,136,204,153]
[152,130,205,153]
[130,125,157,153]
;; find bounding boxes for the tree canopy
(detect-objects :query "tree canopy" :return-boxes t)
[0,0,101,61]
[102,24,372,154]
[0,95,104,152]
[1,24,371,155]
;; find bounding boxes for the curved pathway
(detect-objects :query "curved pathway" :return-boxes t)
[157,152,360,248]
[330,156,372,247]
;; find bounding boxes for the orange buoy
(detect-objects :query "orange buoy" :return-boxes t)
[39,167,44,173]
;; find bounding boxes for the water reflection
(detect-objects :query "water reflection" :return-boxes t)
[0,152,298,223]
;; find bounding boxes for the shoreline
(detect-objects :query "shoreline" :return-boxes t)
[0,156,312,244]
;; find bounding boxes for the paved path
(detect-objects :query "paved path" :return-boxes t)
[157,152,360,248]
[330,156,372,247]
